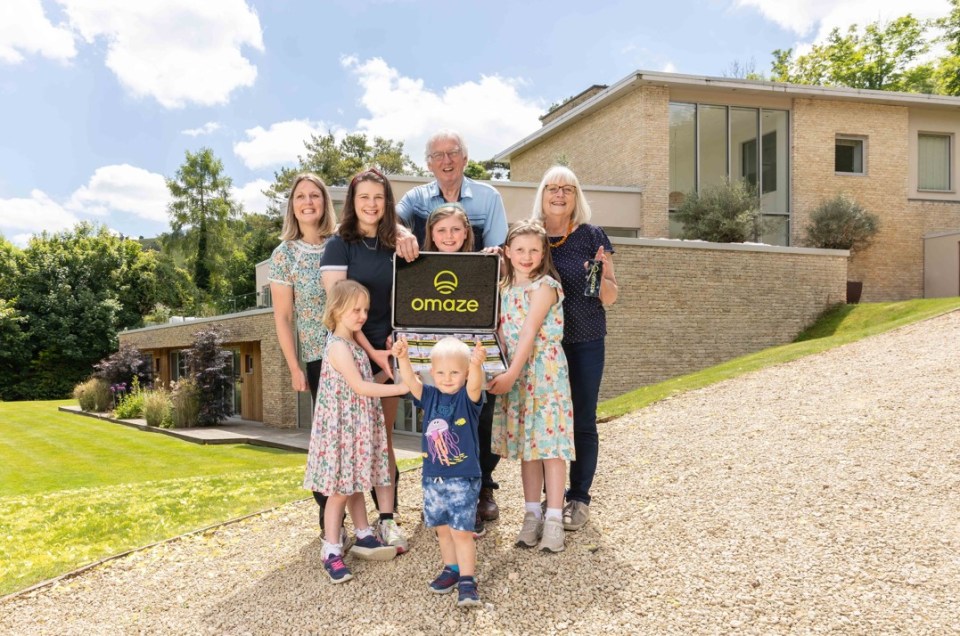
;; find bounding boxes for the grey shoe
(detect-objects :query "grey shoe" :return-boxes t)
[538,517,565,553]
[562,500,589,531]
[515,512,543,548]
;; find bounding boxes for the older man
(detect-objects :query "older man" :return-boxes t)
[396,130,506,533]
[397,130,508,252]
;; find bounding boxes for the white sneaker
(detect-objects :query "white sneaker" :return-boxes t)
[538,517,565,553]
[515,512,543,548]
[378,518,409,554]
[562,500,589,531]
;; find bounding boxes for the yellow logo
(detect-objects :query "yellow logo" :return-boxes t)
[433,270,458,295]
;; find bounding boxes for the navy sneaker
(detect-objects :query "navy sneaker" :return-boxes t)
[322,553,353,584]
[457,576,481,607]
[350,533,397,561]
[429,566,459,594]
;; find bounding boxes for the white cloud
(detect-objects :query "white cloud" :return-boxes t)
[661,62,678,73]
[181,122,221,137]
[232,179,272,214]
[59,0,263,108]
[0,0,76,64]
[0,190,79,241]
[233,119,328,170]
[735,0,951,41]
[342,56,543,161]
[66,164,171,222]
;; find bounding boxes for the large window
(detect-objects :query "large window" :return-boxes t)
[668,102,790,245]
[835,137,865,174]
[918,133,951,191]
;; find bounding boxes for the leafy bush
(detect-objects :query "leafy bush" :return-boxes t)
[185,327,233,426]
[113,391,145,419]
[170,378,200,428]
[94,345,152,388]
[803,194,880,253]
[674,179,767,243]
[73,378,112,412]
[142,389,173,428]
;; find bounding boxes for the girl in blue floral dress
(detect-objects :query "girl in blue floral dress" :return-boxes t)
[303,280,409,584]
[488,220,575,553]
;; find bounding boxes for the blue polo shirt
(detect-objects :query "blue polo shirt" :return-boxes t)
[396,176,508,249]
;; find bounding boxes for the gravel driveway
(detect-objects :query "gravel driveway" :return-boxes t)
[3,310,959,635]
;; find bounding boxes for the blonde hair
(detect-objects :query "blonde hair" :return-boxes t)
[530,165,593,226]
[280,173,337,241]
[424,203,474,252]
[501,220,560,289]
[430,336,470,366]
[322,280,370,331]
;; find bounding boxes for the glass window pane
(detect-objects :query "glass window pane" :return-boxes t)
[668,211,685,238]
[919,133,951,190]
[761,110,789,215]
[669,103,696,208]
[730,107,758,190]
[836,138,863,173]
[761,215,789,246]
[699,105,728,189]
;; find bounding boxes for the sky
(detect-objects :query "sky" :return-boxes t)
[0,0,952,245]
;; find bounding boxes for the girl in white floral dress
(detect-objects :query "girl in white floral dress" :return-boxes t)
[303,279,409,584]
[488,220,575,554]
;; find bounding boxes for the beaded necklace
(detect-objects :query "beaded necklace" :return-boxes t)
[548,222,575,249]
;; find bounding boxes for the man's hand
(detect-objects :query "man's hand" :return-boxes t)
[395,228,420,262]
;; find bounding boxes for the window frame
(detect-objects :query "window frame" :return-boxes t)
[835,135,867,176]
[917,132,953,193]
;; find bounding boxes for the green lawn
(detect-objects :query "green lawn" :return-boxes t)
[0,401,308,597]
[598,298,960,421]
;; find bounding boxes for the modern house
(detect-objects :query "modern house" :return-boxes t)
[495,70,960,302]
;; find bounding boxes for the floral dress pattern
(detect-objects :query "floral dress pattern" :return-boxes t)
[268,239,328,363]
[302,335,390,495]
[493,276,575,461]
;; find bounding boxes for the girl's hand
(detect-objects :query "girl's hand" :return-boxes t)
[487,371,517,395]
[392,337,409,360]
[369,348,394,380]
[470,339,486,366]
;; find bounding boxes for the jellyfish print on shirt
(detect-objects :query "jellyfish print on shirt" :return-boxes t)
[425,418,467,466]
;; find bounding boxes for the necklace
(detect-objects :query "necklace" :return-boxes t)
[548,222,575,248]
[361,235,379,251]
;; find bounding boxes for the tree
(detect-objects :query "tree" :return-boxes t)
[464,160,491,180]
[185,327,233,425]
[722,57,764,80]
[166,148,239,296]
[936,0,960,95]
[770,16,934,93]
[263,132,423,218]
[673,180,766,243]
[803,194,880,252]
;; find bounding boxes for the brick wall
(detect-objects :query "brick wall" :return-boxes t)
[119,309,298,428]
[600,238,847,399]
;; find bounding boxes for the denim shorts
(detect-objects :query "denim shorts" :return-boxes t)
[422,476,481,532]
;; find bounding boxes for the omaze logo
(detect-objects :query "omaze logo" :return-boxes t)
[434,270,458,295]
[411,269,479,313]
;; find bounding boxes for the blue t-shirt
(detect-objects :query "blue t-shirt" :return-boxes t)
[319,234,394,349]
[415,385,482,479]
[548,224,615,344]
[396,176,508,249]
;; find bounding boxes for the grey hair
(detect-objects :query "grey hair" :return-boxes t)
[530,165,593,226]
[425,130,469,161]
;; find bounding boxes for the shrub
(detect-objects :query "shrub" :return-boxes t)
[185,327,233,426]
[170,378,200,428]
[94,345,152,388]
[673,179,767,243]
[73,378,112,412]
[113,391,145,419]
[142,389,173,428]
[803,194,880,253]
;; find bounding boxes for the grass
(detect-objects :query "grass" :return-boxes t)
[598,298,960,422]
[0,401,308,597]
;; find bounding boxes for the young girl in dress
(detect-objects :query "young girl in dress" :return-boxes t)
[303,279,409,584]
[488,220,575,553]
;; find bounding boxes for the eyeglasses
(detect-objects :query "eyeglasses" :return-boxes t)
[545,185,577,196]
[428,148,463,162]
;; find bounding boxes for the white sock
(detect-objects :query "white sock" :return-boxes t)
[524,502,543,520]
[545,508,563,522]
[355,526,374,540]
[321,540,342,560]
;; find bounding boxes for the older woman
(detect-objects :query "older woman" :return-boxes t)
[531,165,619,531]
[268,173,338,531]
[319,167,407,553]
